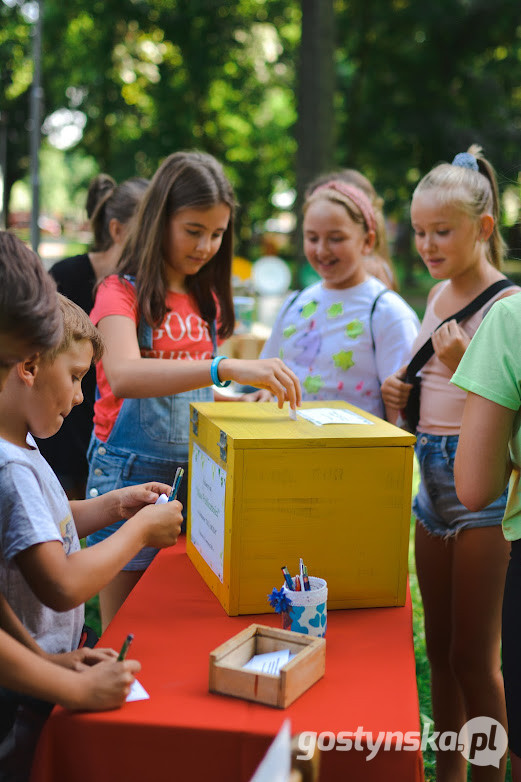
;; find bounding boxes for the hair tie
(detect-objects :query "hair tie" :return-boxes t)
[314,181,377,234]
[451,152,479,172]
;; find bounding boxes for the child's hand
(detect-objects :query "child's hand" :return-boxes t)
[138,500,183,549]
[50,647,118,671]
[381,366,413,411]
[239,389,274,403]
[115,483,173,519]
[64,659,141,711]
[219,358,301,410]
[432,320,470,372]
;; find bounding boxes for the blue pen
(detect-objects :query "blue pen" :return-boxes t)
[281,566,294,591]
[168,467,184,502]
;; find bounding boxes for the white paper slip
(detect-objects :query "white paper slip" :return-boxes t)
[249,720,292,782]
[297,407,374,426]
[288,406,297,421]
[242,649,294,676]
[126,678,150,702]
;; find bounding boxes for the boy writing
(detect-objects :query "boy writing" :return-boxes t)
[0,292,183,651]
[0,231,140,707]
[0,233,182,779]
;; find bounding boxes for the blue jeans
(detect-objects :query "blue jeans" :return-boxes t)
[86,386,211,570]
[413,432,507,538]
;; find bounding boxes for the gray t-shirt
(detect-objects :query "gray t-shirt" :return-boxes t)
[0,434,84,653]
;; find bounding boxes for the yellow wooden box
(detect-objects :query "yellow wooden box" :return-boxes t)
[187,400,415,616]
[209,624,326,708]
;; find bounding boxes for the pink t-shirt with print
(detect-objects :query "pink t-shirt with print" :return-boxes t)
[90,275,214,442]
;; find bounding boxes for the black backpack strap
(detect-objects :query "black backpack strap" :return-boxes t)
[405,278,513,383]
[280,289,301,319]
[369,289,390,352]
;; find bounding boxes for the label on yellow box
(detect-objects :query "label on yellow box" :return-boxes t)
[190,442,226,582]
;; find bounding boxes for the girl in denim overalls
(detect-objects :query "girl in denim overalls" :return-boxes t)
[382,146,518,782]
[86,151,301,630]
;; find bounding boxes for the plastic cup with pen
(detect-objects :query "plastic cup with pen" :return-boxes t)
[268,562,327,638]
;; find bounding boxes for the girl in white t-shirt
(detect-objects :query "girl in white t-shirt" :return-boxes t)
[261,177,419,421]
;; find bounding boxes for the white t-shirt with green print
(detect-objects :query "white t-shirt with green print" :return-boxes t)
[261,277,420,420]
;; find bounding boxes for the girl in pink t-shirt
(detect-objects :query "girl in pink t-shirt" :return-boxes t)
[382,146,517,781]
[86,151,300,629]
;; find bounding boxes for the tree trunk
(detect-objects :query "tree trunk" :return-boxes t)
[294,0,336,284]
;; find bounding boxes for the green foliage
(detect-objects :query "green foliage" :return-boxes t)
[39,144,98,217]
[334,0,521,217]
[3,0,521,260]
[36,0,300,253]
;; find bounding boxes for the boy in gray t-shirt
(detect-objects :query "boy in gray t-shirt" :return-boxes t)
[0,292,183,781]
[0,294,183,653]
[0,435,83,654]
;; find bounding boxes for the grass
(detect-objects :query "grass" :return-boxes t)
[409,461,436,780]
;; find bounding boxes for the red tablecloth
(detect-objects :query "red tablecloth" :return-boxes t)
[31,539,424,782]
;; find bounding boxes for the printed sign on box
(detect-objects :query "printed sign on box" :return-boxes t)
[190,442,226,582]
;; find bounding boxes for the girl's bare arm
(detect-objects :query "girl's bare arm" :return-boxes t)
[98,315,301,409]
[455,392,514,511]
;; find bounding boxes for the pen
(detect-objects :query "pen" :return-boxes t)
[281,566,294,591]
[168,467,184,502]
[302,565,311,592]
[117,633,134,661]
[294,575,301,591]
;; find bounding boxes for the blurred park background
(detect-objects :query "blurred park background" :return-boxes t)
[2,0,521,301]
[2,2,521,778]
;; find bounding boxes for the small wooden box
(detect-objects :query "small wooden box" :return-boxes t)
[209,624,326,708]
[187,400,415,615]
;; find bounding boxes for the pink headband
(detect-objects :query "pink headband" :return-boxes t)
[314,181,377,234]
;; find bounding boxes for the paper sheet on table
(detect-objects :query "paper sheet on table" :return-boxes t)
[249,719,292,782]
[297,407,374,426]
[242,649,295,676]
[126,678,149,702]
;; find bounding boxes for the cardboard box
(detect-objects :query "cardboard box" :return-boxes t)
[209,624,325,708]
[187,401,415,615]
[219,332,267,360]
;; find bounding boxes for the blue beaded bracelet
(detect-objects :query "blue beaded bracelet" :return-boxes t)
[210,356,231,388]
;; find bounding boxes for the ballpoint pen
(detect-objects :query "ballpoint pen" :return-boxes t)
[155,467,184,505]
[168,467,184,502]
[281,566,294,591]
[117,633,134,661]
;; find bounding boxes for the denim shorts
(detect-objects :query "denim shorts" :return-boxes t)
[413,432,507,538]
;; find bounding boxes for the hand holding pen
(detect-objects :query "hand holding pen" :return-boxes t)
[115,482,177,519]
